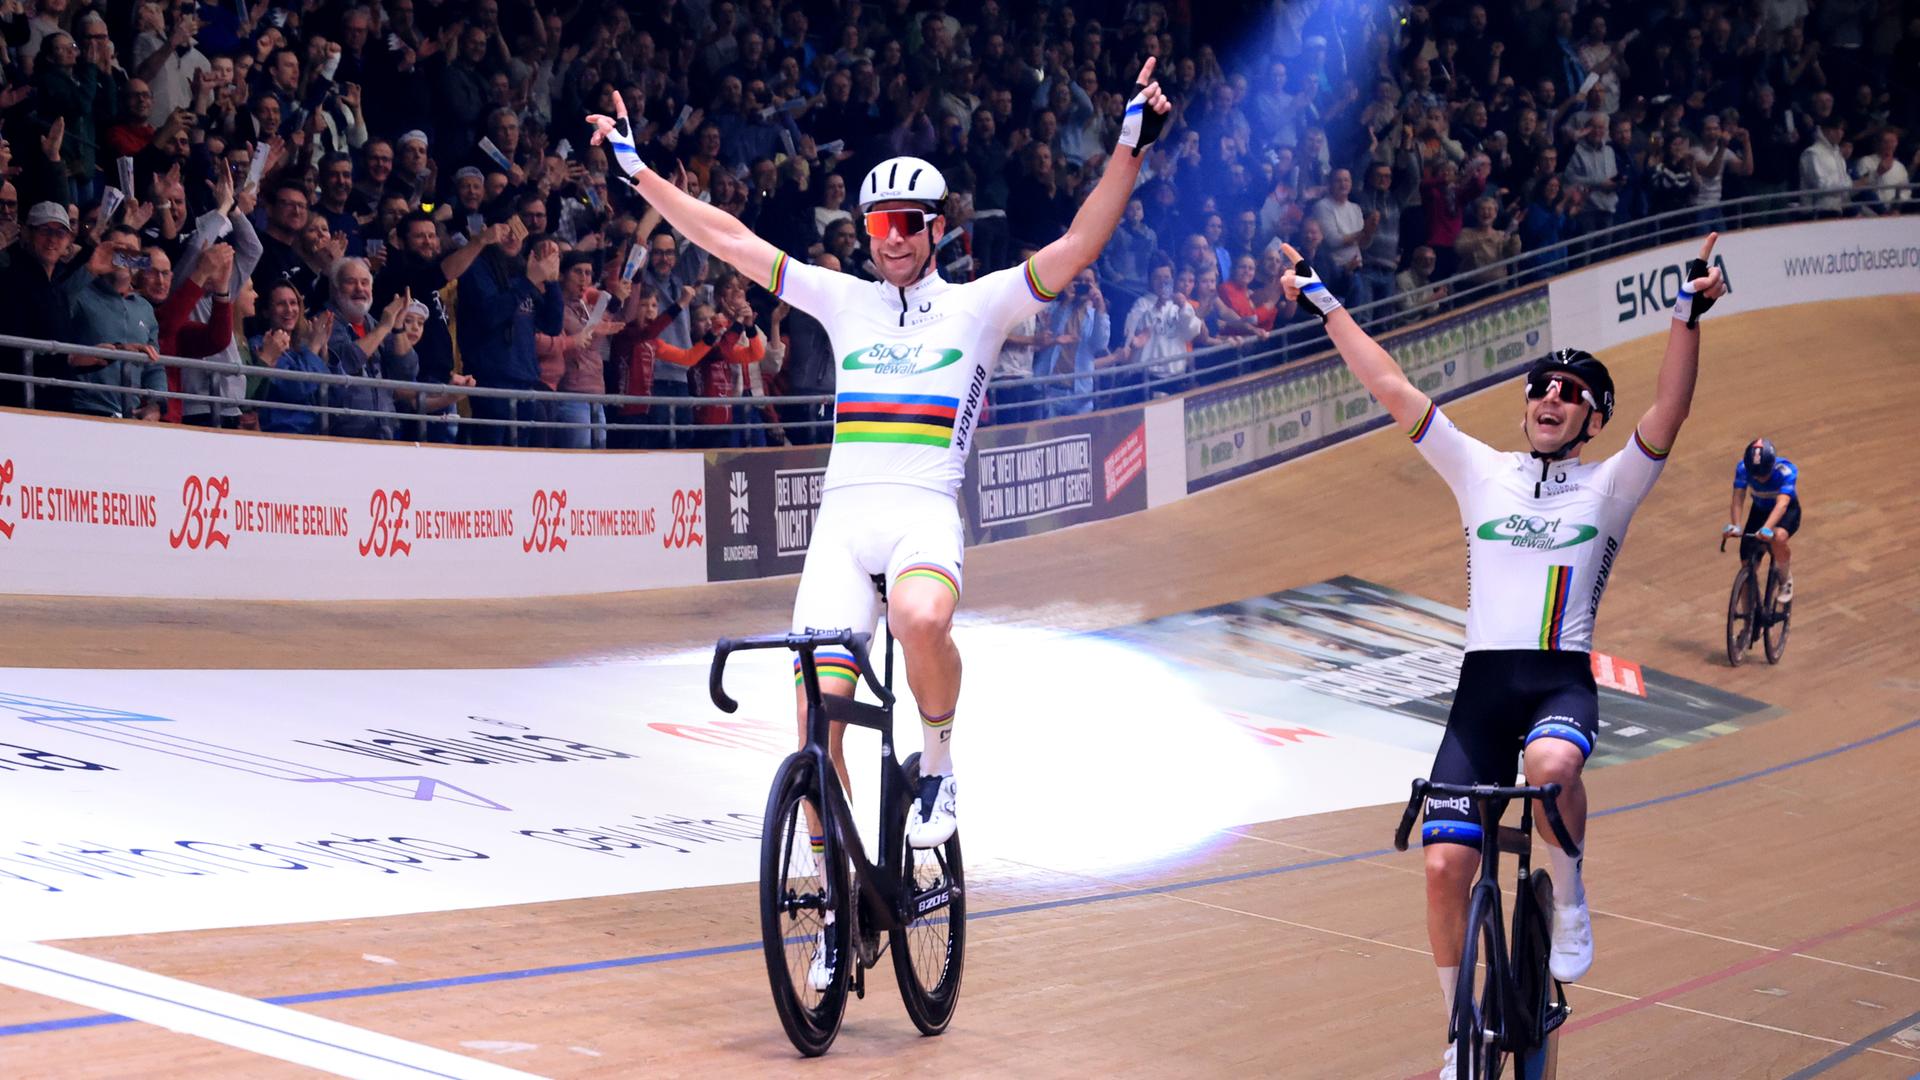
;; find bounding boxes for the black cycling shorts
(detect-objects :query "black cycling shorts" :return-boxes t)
[1744,496,1802,538]
[1422,650,1599,849]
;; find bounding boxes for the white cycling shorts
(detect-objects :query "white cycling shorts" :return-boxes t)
[789,483,965,685]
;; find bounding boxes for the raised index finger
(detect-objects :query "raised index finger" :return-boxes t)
[1136,56,1156,85]
[1698,231,1718,260]
[1279,242,1303,264]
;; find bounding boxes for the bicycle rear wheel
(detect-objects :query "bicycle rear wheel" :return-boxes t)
[1762,567,1791,664]
[1725,563,1757,667]
[760,752,850,1057]
[890,752,966,1036]
[1454,886,1510,1080]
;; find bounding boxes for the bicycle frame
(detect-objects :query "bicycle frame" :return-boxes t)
[1395,778,1581,1076]
[709,623,924,935]
[1721,531,1783,626]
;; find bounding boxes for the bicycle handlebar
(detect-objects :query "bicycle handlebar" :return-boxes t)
[1392,778,1581,857]
[708,629,895,714]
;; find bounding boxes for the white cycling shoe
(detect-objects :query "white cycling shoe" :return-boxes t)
[1439,1042,1457,1080]
[907,773,957,849]
[807,926,835,991]
[1550,900,1594,982]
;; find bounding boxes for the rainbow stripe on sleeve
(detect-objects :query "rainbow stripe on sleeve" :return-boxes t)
[768,252,790,296]
[1408,401,1438,444]
[1023,258,1059,302]
[1632,428,1670,461]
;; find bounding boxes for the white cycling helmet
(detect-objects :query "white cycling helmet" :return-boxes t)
[858,156,948,211]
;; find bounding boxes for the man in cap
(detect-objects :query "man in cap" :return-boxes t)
[0,203,81,410]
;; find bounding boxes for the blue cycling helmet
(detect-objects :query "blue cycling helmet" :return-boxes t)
[1745,438,1776,477]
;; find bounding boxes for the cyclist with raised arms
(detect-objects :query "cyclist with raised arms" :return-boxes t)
[1724,438,1798,603]
[591,63,1170,864]
[1282,234,1727,1079]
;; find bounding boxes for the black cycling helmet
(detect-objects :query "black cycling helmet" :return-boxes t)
[1526,349,1615,424]
[1523,348,1614,463]
[1745,437,1777,477]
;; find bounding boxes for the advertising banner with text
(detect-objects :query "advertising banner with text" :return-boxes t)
[0,411,708,599]
[1549,216,1920,352]
[1186,288,1552,492]
[703,443,832,582]
[962,406,1149,544]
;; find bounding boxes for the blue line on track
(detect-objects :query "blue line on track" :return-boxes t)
[1779,1005,1920,1079]
[6,716,1916,1041]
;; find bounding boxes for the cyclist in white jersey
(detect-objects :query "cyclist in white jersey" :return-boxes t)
[1283,234,1727,1080]
[589,63,1172,857]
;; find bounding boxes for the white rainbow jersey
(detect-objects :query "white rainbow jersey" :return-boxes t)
[1407,402,1670,653]
[767,253,1055,496]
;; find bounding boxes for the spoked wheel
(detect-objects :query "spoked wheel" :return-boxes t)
[1762,568,1791,664]
[1508,870,1562,1054]
[1725,563,1758,667]
[760,752,851,1057]
[890,752,966,1036]
[1454,887,1510,1080]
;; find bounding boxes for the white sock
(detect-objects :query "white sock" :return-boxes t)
[918,706,954,776]
[1546,842,1587,910]
[1438,965,1458,1018]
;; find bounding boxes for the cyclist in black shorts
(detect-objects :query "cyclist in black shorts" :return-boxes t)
[1283,234,1727,1079]
[1723,438,1799,603]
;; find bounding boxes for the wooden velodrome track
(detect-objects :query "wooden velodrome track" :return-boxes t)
[4,294,1918,1078]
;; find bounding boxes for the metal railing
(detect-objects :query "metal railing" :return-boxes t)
[0,184,1910,443]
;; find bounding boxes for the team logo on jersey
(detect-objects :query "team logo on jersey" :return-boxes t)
[1476,515,1599,550]
[842,343,964,375]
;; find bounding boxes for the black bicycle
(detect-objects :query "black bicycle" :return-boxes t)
[709,616,964,1057]
[1394,779,1581,1080]
[1722,530,1790,666]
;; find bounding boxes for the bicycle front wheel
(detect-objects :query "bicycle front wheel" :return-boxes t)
[890,752,966,1036]
[1763,568,1791,664]
[760,752,850,1057]
[1725,564,1757,666]
[1455,886,1510,1080]
[1509,869,1560,1053]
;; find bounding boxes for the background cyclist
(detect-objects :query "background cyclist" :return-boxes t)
[1282,234,1727,1079]
[1725,438,1799,604]
[590,63,1169,858]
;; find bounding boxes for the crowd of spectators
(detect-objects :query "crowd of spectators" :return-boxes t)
[0,0,1912,443]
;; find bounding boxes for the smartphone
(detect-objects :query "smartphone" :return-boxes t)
[112,251,153,271]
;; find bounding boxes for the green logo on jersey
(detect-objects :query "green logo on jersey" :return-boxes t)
[1476,515,1600,550]
[842,343,965,375]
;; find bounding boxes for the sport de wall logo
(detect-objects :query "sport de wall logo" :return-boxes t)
[1475,514,1599,550]
[841,343,964,374]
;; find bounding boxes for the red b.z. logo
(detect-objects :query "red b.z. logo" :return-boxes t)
[0,458,14,539]
[663,488,704,549]
[167,475,232,551]
[358,488,413,558]
[523,489,568,553]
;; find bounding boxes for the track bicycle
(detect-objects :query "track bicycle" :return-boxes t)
[1722,529,1791,666]
[709,593,964,1057]
[1394,779,1582,1080]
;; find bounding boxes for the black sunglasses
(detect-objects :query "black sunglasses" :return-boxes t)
[1525,372,1597,410]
